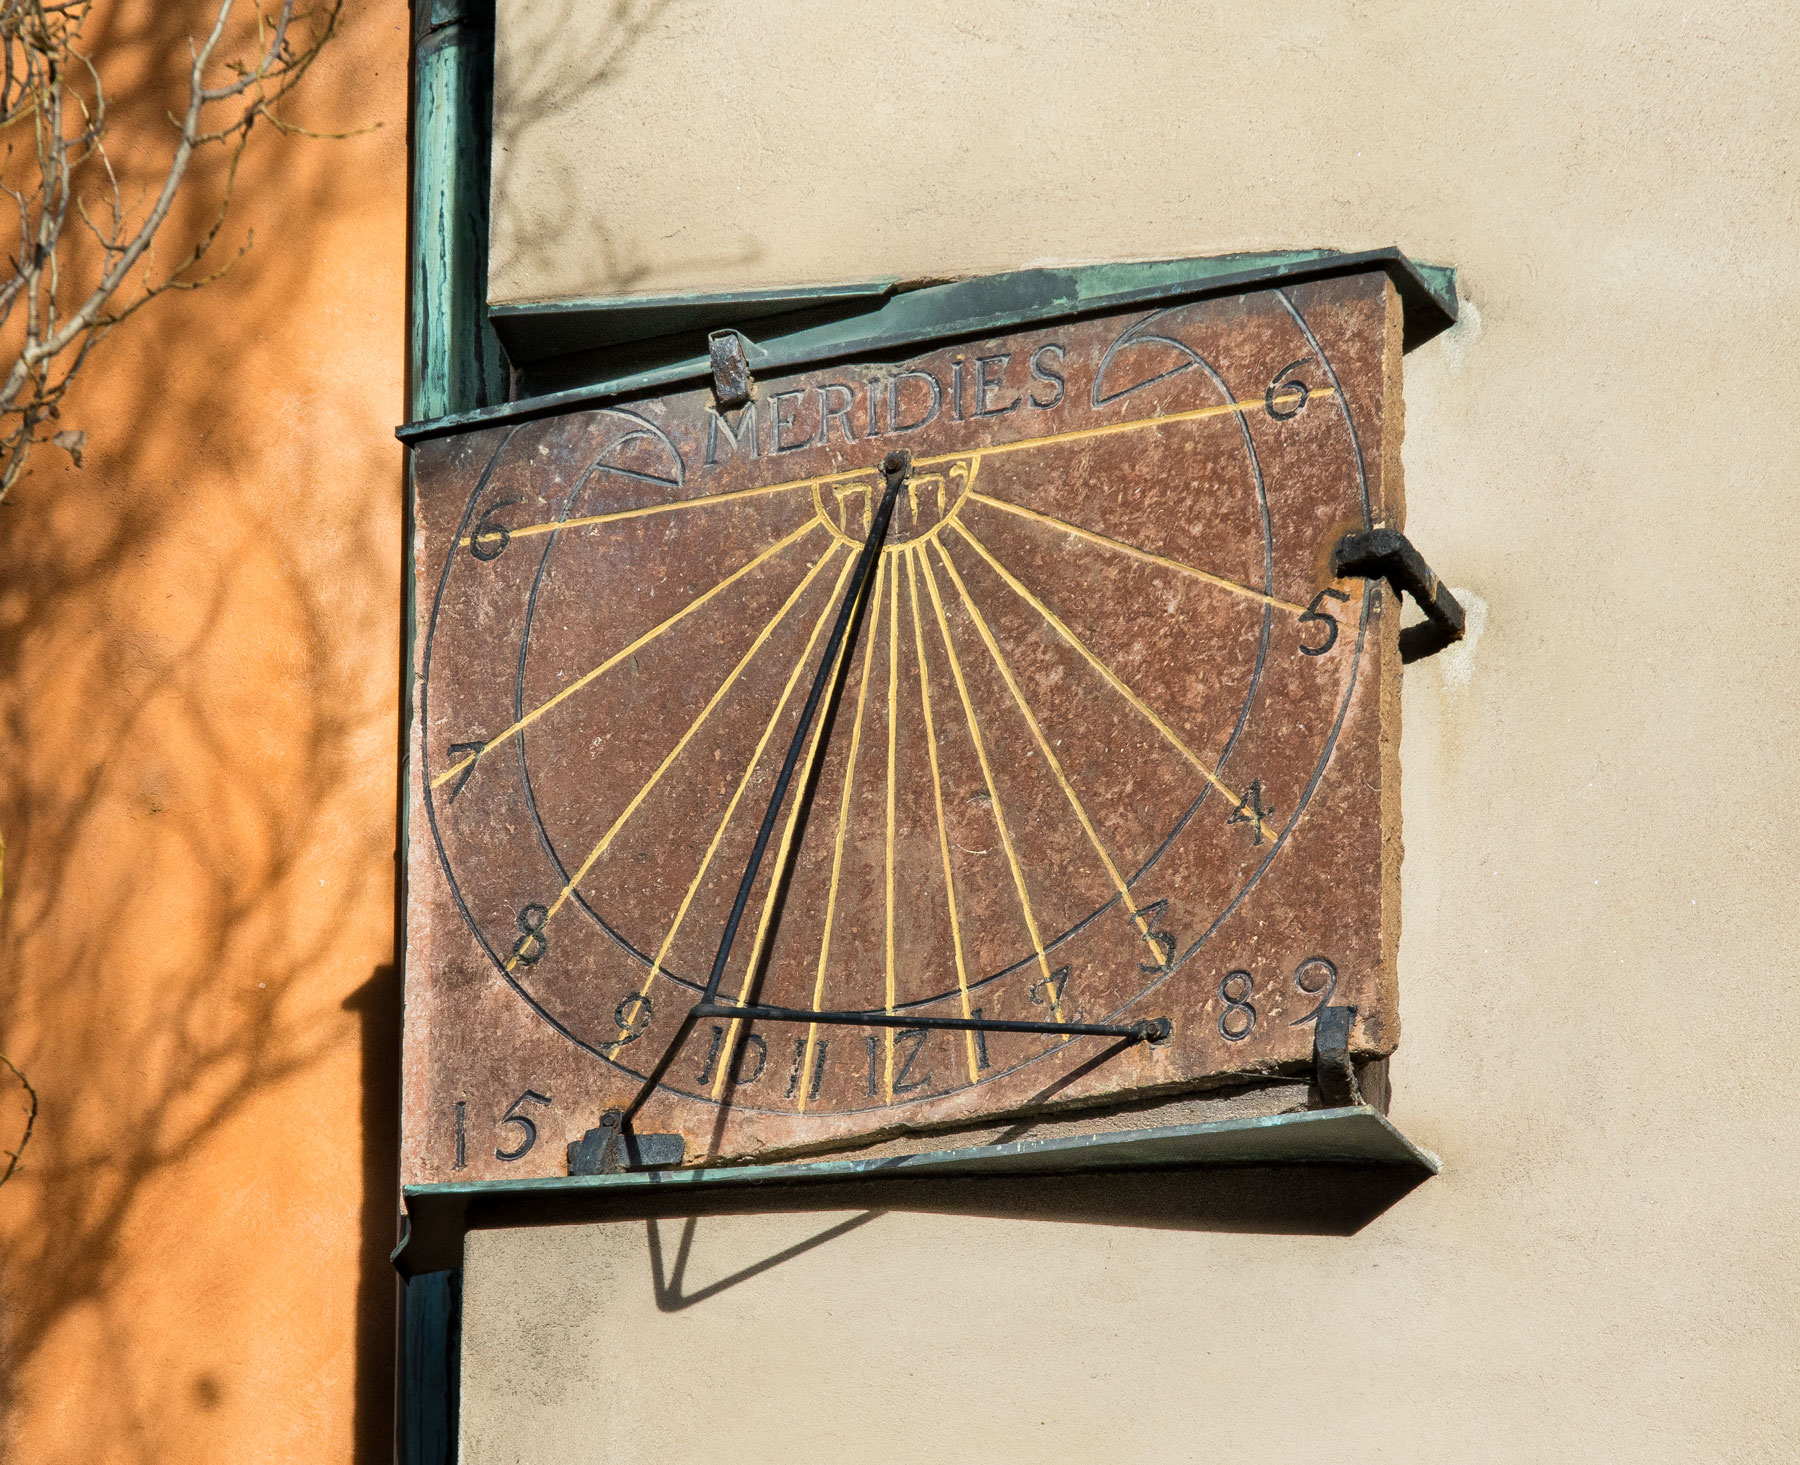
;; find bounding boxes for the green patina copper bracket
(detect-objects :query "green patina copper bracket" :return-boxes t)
[391,1105,1440,1277]
[401,5,497,1462]
[398,245,1456,444]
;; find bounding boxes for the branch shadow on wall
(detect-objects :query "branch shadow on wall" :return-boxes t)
[0,6,401,1462]
[487,0,765,301]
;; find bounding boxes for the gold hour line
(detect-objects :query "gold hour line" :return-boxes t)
[609,549,863,1051]
[882,553,901,1101]
[709,565,859,1101]
[918,545,1064,1021]
[948,386,1336,468]
[457,476,812,547]
[503,542,848,974]
[963,492,1308,616]
[432,520,822,790]
[905,547,981,1084]
[934,541,1160,962]
[798,555,888,1112]
[950,521,1279,845]
[482,386,1336,544]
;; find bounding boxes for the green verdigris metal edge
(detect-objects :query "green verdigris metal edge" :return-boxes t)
[400,3,497,1459]
[409,4,505,422]
[392,1106,1441,1275]
[489,280,900,362]
[396,246,1457,444]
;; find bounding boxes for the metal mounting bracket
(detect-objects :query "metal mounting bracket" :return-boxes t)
[1331,528,1466,663]
[708,328,754,409]
[567,1109,686,1176]
[1312,1005,1363,1108]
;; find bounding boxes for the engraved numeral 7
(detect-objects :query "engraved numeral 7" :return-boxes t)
[446,740,487,802]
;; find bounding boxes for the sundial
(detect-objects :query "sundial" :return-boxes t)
[400,260,1462,1184]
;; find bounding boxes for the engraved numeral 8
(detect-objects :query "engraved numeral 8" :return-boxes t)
[1217,970,1256,1042]
[511,903,549,965]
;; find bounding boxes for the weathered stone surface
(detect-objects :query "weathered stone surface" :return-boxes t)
[401,272,1403,1182]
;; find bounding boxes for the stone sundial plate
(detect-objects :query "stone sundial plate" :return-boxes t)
[402,269,1404,1182]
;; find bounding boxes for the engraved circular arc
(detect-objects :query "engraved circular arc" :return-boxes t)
[427,296,1370,1116]
[423,422,628,1072]
[845,290,1372,1112]
[513,407,687,978]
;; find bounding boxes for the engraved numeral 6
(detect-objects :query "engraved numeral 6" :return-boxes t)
[469,498,523,561]
[1264,359,1311,420]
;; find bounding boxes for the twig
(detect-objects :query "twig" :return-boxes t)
[0,0,347,504]
[0,1052,37,1186]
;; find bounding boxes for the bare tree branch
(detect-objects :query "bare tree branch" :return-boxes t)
[0,0,352,1184]
[0,0,349,508]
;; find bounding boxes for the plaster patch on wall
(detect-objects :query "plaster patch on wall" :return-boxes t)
[1440,295,1482,375]
[1434,589,1486,690]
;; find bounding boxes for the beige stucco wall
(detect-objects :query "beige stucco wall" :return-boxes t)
[464,3,1800,1461]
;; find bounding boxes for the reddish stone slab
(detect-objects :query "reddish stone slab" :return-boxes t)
[401,271,1405,1182]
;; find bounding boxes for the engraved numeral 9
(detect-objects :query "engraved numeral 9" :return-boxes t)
[612,993,653,1046]
[1289,956,1339,1027]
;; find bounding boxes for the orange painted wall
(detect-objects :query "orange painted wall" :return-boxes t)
[0,5,408,1461]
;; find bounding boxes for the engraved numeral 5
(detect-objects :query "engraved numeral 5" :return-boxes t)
[495,1088,551,1162]
[1298,588,1349,656]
